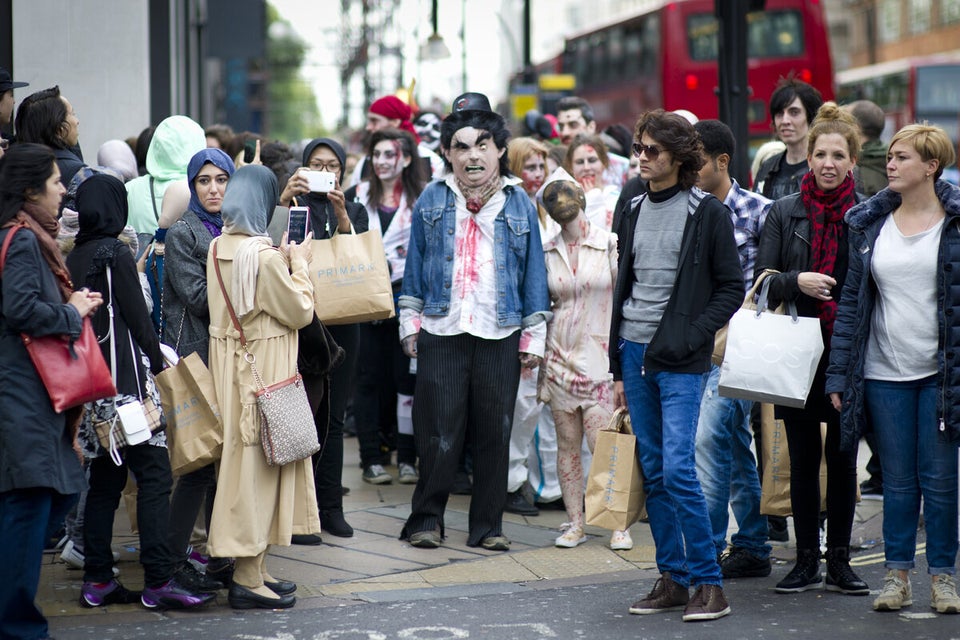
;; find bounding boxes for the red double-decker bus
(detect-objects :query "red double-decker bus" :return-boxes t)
[523,0,834,140]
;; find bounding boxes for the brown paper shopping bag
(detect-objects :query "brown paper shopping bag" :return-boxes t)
[759,403,830,516]
[309,229,395,325]
[156,352,223,476]
[585,408,645,530]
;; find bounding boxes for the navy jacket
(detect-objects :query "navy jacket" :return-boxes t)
[609,188,743,378]
[825,181,960,452]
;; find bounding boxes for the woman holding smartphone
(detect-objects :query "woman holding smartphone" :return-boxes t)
[276,138,368,542]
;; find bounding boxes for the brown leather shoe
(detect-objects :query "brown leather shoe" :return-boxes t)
[628,573,690,614]
[682,584,731,621]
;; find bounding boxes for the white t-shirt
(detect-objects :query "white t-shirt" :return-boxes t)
[864,215,943,381]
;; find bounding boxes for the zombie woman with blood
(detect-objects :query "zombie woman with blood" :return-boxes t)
[564,134,621,231]
[344,128,427,485]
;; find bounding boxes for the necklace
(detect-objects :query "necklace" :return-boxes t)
[895,206,943,234]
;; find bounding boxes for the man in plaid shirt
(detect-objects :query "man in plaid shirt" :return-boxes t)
[692,120,773,579]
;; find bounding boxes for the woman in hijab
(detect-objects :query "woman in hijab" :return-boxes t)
[274,137,368,543]
[162,148,236,592]
[97,139,138,183]
[205,165,318,610]
[67,173,215,610]
[0,144,94,640]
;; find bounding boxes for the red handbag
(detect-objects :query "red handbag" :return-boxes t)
[0,224,117,413]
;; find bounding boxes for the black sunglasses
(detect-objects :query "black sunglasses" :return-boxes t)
[632,142,662,160]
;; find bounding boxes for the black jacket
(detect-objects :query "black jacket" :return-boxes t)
[609,188,743,378]
[753,151,807,201]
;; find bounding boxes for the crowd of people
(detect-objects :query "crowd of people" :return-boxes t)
[2,60,960,639]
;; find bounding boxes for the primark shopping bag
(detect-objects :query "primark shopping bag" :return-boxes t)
[156,351,223,476]
[309,228,395,325]
[585,408,645,530]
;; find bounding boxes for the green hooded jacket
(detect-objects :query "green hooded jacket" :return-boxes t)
[854,138,888,198]
[125,115,206,236]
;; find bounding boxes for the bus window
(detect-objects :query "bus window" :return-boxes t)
[688,10,804,61]
[748,11,804,58]
[916,66,960,113]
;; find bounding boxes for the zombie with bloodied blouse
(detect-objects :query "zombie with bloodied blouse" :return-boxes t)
[397,92,551,551]
[344,128,428,486]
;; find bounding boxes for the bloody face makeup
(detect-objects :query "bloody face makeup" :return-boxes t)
[372,139,408,182]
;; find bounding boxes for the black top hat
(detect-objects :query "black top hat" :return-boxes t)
[0,67,28,93]
[452,92,492,114]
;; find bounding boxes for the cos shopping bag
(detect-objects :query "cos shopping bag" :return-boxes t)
[718,278,824,408]
[310,228,395,325]
[712,269,778,367]
[585,408,645,531]
[155,351,223,476]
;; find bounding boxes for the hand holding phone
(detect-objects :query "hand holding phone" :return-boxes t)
[287,206,310,244]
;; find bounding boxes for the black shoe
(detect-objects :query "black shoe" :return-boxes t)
[860,479,883,500]
[228,584,296,610]
[174,560,225,592]
[341,486,350,496]
[264,579,297,596]
[775,549,823,593]
[720,546,772,578]
[825,547,870,595]
[451,470,472,495]
[504,491,539,516]
[767,515,789,542]
[536,498,566,511]
[291,534,323,546]
[320,508,354,538]
[205,557,235,587]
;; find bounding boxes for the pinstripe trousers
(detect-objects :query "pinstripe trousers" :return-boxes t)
[401,329,521,547]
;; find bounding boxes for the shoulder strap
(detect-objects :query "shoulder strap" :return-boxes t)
[0,223,25,274]
[211,238,247,348]
[148,177,160,222]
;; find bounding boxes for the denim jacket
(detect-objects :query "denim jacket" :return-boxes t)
[399,179,551,329]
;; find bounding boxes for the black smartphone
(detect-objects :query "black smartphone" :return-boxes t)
[243,139,258,163]
[287,206,310,244]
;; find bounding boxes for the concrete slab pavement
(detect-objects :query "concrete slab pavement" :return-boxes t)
[43,435,884,632]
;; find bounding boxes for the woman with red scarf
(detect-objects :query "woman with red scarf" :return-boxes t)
[755,103,868,596]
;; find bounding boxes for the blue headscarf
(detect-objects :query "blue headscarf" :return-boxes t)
[186,148,235,234]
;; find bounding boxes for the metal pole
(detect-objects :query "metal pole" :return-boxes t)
[716,0,750,186]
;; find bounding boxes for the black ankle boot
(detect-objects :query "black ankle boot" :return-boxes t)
[775,548,823,593]
[824,547,869,595]
[320,507,354,538]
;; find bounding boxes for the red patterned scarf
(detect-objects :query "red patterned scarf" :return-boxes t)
[3,202,74,302]
[800,171,856,334]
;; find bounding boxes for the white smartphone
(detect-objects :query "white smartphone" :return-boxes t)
[303,170,336,193]
[287,206,310,244]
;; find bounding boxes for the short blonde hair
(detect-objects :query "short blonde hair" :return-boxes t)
[888,123,956,181]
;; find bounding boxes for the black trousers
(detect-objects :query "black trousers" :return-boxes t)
[401,330,520,546]
[305,323,358,510]
[84,444,174,587]
[355,318,417,468]
[166,462,216,559]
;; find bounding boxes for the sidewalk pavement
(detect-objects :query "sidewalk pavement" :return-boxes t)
[43,437,882,629]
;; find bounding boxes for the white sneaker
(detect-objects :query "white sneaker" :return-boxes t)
[555,523,587,548]
[59,540,120,576]
[610,529,634,550]
[932,574,960,614]
[398,463,419,485]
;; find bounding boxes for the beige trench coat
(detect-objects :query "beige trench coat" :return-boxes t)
[205,234,319,558]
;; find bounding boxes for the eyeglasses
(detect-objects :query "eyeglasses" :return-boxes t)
[632,142,662,160]
[308,161,341,172]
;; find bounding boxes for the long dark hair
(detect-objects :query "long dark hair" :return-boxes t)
[0,143,57,225]
[367,128,427,209]
[14,86,70,150]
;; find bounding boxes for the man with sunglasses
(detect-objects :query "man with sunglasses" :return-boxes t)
[610,110,742,622]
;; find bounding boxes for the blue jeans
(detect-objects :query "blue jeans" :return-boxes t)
[866,376,959,574]
[620,340,722,587]
[695,365,770,558]
[0,487,76,640]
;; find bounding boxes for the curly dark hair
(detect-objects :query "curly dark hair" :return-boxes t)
[440,110,512,177]
[634,109,704,190]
